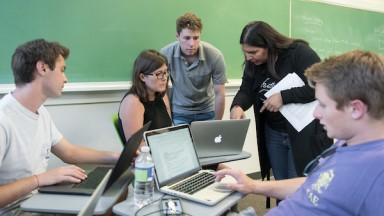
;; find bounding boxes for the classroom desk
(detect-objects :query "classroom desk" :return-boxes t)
[20,152,250,215]
[20,169,132,215]
[113,185,244,216]
[199,151,251,166]
[113,151,251,216]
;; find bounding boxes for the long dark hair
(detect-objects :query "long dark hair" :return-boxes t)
[240,21,308,79]
[129,49,168,102]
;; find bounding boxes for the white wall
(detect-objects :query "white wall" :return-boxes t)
[0,82,260,174]
[222,83,259,174]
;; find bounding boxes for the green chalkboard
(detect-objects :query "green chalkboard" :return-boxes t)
[0,0,289,84]
[291,0,384,60]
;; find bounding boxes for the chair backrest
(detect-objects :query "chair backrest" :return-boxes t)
[111,113,126,145]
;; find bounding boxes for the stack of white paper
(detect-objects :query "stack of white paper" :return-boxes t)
[264,73,317,132]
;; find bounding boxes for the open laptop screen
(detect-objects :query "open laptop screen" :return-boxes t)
[144,124,201,186]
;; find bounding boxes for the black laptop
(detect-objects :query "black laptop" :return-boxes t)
[38,122,151,195]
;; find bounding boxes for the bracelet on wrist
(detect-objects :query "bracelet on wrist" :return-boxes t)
[33,175,40,188]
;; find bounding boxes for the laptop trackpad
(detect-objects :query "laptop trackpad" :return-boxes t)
[213,183,232,193]
[212,175,236,193]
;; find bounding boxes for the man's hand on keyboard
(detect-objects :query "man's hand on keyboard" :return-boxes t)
[35,165,87,187]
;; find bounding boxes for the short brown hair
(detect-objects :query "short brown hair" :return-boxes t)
[176,12,203,34]
[305,50,384,119]
[11,39,70,86]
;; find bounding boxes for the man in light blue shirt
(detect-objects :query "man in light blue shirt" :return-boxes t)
[216,50,384,215]
[161,12,227,125]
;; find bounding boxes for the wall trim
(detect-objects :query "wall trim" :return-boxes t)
[0,79,242,106]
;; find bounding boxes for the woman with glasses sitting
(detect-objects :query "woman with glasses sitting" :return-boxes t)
[118,49,172,148]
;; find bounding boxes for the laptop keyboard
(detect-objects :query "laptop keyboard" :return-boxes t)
[169,172,215,195]
[72,166,111,189]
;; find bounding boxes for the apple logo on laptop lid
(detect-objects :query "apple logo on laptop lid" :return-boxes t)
[214,135,222,143]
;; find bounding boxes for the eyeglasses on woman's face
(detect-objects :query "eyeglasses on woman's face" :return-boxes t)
[148,70,169,80]
[303,147,337,176]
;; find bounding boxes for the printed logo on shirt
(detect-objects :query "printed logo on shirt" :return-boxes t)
[42,148,51,168]
[259,78,276,102]
[306,169,334,206]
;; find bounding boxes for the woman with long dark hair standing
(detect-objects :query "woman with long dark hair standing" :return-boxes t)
[230,21,333,185]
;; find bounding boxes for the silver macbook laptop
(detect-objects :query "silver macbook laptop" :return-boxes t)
[77,169,111,216]
[38,121,151,195]
[143,124,235,206]
[190,119,250,158]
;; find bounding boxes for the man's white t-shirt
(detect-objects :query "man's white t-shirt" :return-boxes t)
[0,93,63,214]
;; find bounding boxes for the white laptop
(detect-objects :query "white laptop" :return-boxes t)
[77,169,112,216]
[190,119,250,158]
[143,124,235,206]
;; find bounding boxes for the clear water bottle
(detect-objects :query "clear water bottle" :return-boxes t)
[134,146,154,209]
